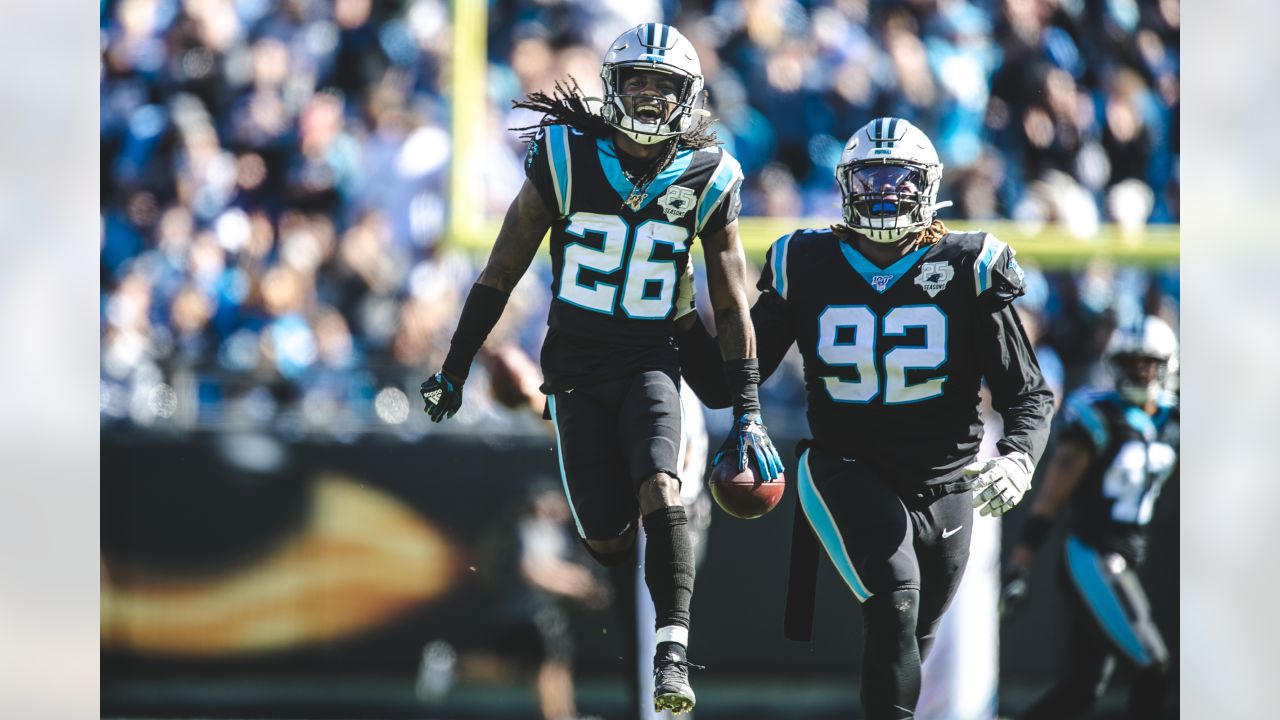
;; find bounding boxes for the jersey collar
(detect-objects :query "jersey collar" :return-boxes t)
[837,241,931,294]
[596,138,694,211]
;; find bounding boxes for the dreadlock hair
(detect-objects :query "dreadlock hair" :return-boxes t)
[511,77,721,212]
[830,219,950,251]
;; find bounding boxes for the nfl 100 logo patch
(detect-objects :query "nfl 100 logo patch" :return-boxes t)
[914,261,954,297]
[871,275,894,293]
[657,185,697,222]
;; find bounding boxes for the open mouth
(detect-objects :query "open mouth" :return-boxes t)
[633,101,664,124]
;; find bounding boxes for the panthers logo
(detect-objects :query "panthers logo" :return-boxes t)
[657,185,697,222]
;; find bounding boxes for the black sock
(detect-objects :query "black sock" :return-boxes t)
[642,505,694,632]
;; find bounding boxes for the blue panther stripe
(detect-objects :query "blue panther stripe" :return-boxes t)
[797,450,873,602]
[770,232,793,299]
[547,395,587,539]
[695,151,743,233]
[1064,535,1152,665]
[974,234,1009,295]
[545,125,573,216]
[1065,391,1110,451]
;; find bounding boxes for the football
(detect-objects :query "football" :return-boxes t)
[708,453,785,519]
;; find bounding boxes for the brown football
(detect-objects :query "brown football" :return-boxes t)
[708,453,785,520]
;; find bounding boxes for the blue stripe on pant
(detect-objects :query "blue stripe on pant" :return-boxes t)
[795,449,873,602]
[1063,535,1152,666]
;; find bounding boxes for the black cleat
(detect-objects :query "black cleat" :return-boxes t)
[653,651,703,715]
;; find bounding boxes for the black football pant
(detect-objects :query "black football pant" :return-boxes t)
[1019,535,1170,719]
[796,447,973,720]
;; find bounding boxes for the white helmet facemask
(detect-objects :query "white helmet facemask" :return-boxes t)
[600,23,706,146]
[835,117,949,243]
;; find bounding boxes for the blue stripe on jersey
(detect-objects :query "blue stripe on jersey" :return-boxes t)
[596,139,694,211]
[546,125,573,215]
[547,395,587,539]
[770,233,792,299]
[1064,535,1152,666]
[974,234,1009,295]
[1066,392,1109,450]
[695,151,743,233]
[838,242,930,294]
[796,450,873,602]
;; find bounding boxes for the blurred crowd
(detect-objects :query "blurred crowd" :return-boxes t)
[100,0,1179,437]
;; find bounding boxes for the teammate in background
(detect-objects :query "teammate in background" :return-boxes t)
[1001,317,1179,719]
[677,117,1055,719]
[420,23,782,714]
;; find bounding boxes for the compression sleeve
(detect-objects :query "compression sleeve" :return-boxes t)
[442,283,511,382]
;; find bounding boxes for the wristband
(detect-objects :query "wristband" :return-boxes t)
[724,357,761,416]
[442,283,511,382]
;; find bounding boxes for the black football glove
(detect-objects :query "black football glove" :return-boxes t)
[420,371,464,423]
[712,412,785,482]
[999,565,1031,617]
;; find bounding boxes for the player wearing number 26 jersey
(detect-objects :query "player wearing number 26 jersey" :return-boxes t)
[419,23,783,715]
[523,116,742,393]
[678,117,1055,720]
[1002,316,1179,719]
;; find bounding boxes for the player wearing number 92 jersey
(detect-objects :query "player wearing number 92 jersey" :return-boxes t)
[677,117,1055,720]
[523,121,742,392]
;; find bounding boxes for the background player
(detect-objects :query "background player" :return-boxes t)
[419,23,782,714]
[1001,316,1179,719]
[677,117,1055,719]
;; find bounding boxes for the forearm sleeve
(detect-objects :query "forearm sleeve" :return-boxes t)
[980,305,1055,465]
[442,283,511,382]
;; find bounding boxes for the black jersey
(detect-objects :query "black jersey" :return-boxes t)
[1060,389,1179,564]
[524,124,742,392]
[753,228,1054,490]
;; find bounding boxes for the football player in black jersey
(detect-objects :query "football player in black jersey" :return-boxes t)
[419,23,783,715]
[677,117,1055,719]
[1001,316,1179,719]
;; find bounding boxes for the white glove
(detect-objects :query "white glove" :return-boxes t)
[964,451,1034,517]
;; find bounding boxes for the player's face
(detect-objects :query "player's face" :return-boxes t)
[619,69,682,124]
[845,164,925,217]
[1117,355,1162,386]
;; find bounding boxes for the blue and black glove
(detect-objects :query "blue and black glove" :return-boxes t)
[713,412,786,482]
[421,371,464,423]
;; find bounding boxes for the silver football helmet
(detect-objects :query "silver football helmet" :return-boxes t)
[600,23,705,146]
[835,117,949,243]
[1104,316,1178,405]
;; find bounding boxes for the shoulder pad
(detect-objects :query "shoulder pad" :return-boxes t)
[972,233,1026,308]
[760,232,797,298]
[537,124,575,217]
[695,149,743,234]
[1063,389,1112,451]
